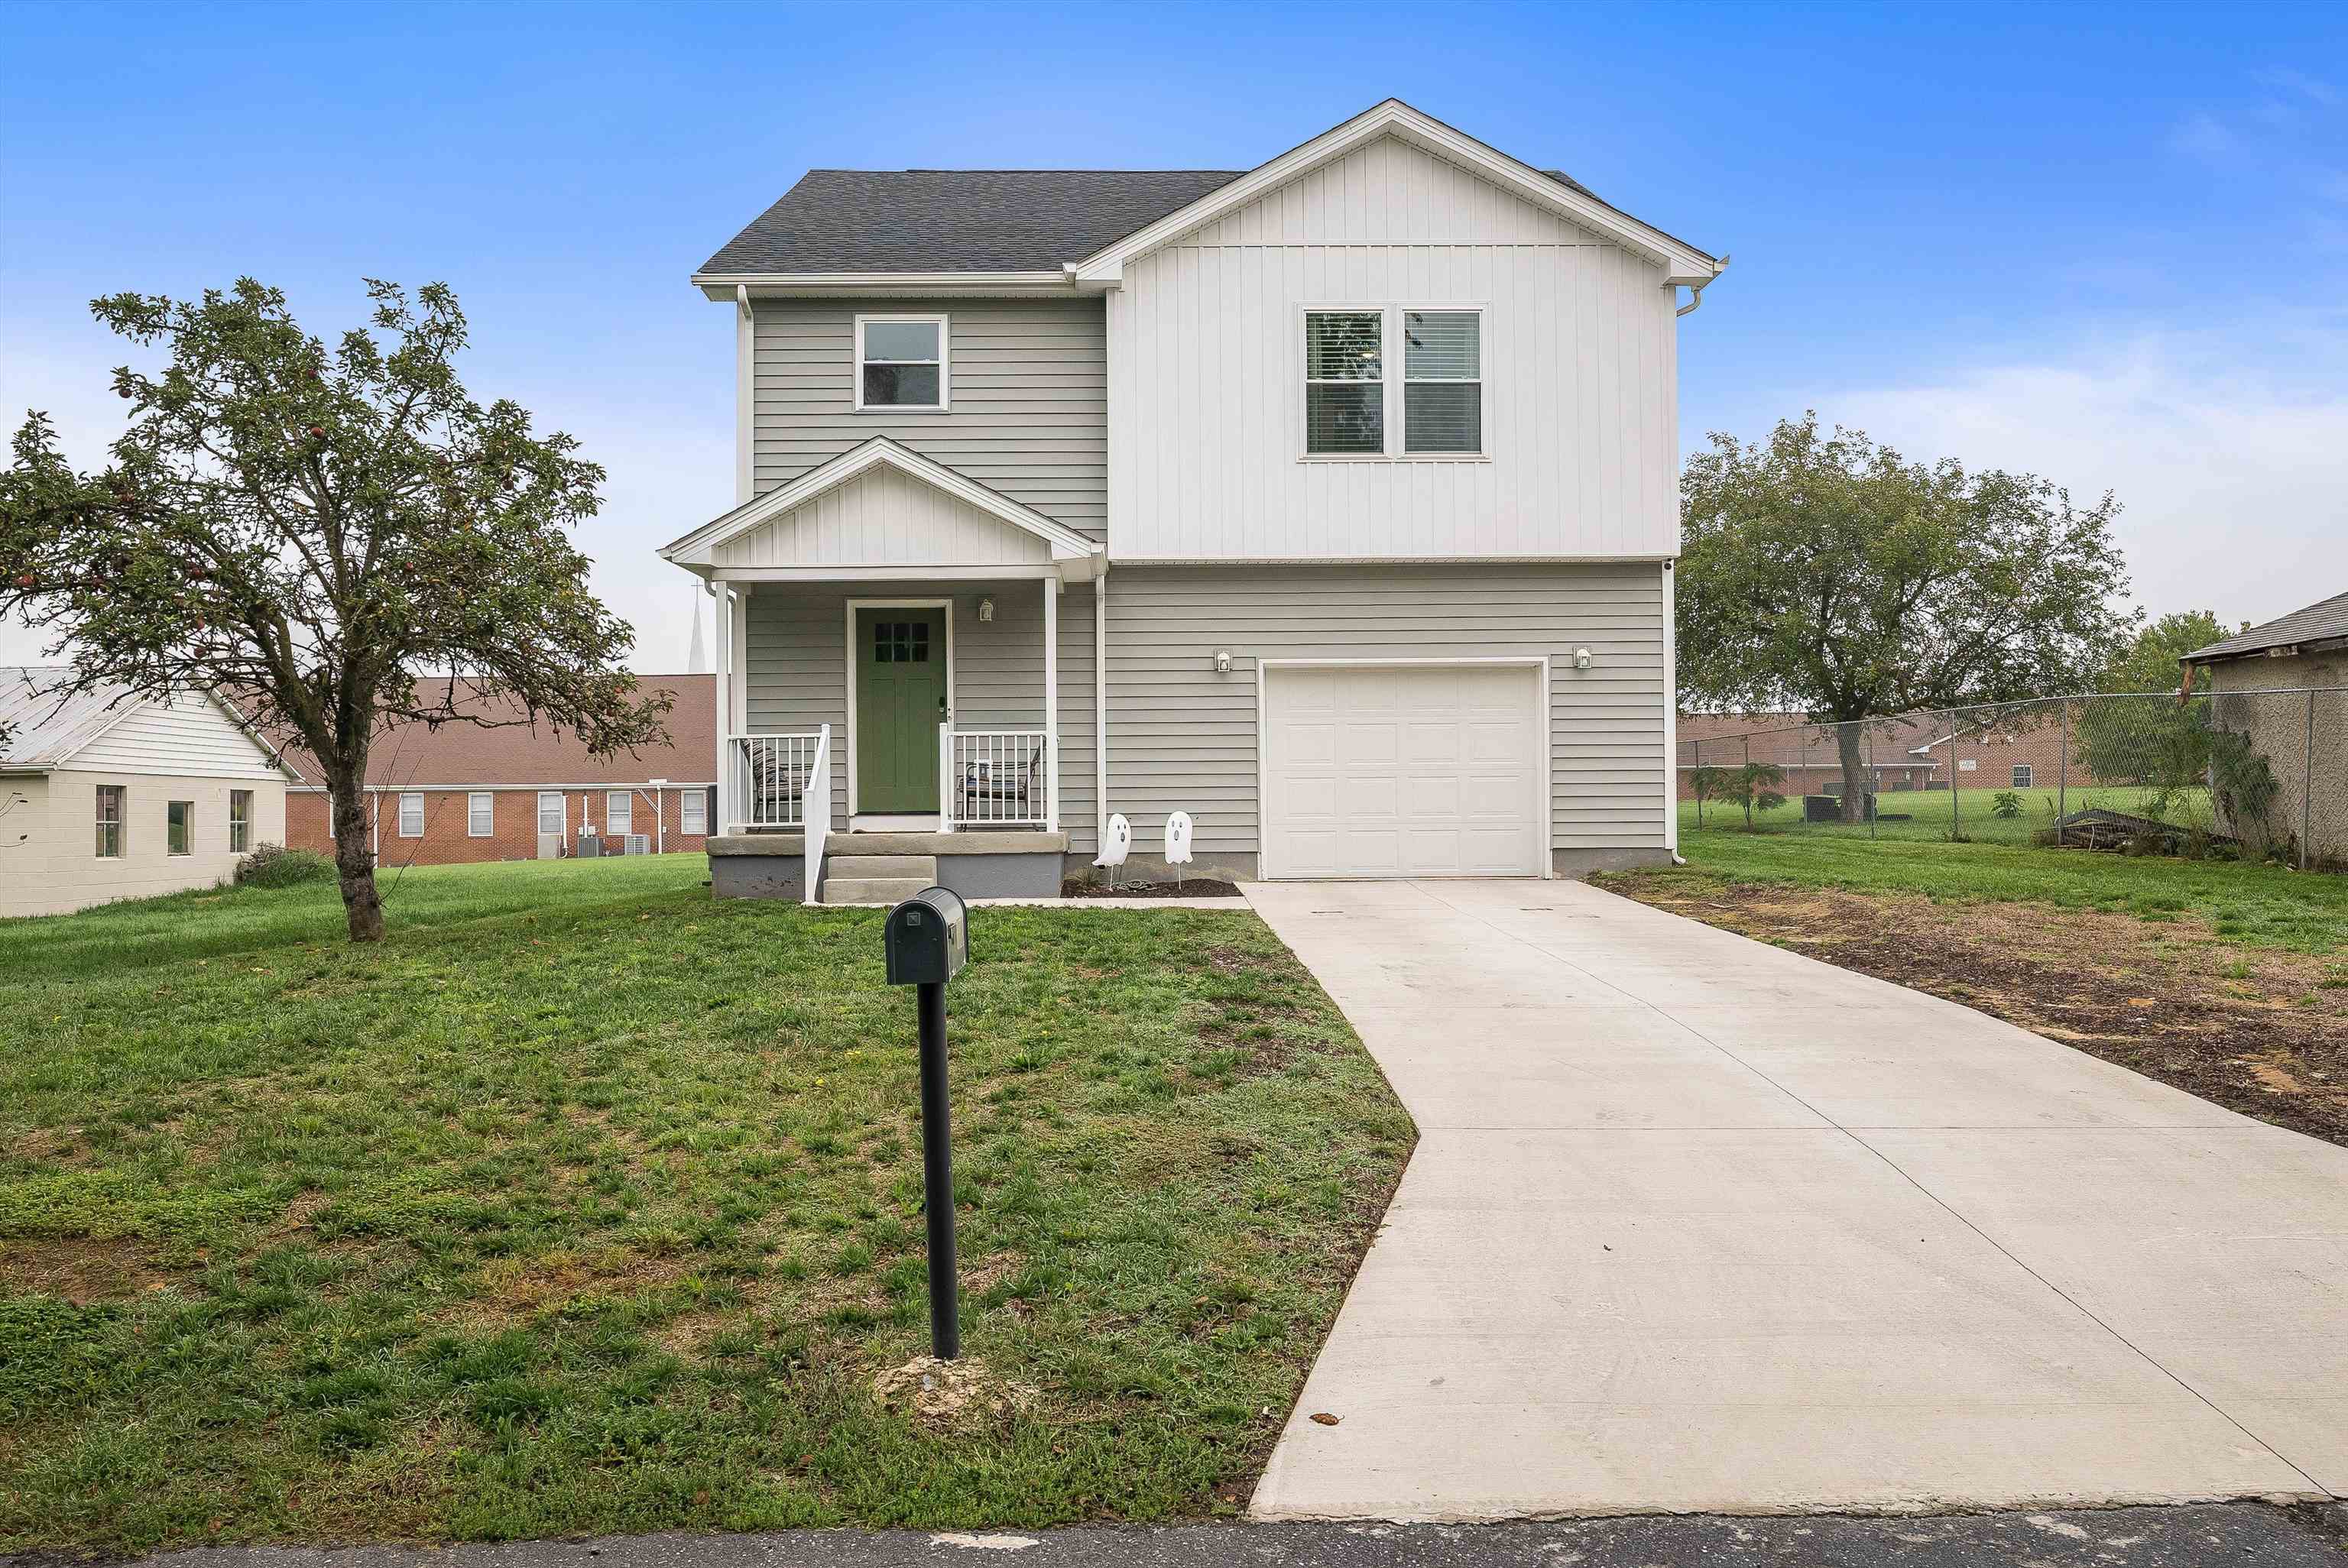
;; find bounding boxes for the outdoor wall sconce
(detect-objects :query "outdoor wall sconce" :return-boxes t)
[1213,650,1234,674]
[1574,646,1594,669]
[977,596,995,623]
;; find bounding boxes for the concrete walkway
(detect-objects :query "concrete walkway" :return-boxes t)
[1244,879,2348,1523]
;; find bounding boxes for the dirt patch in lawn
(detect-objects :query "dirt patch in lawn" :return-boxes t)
[0,1236,170,1302]
[1607,880,2348,1146]
[1059,877,1244,899]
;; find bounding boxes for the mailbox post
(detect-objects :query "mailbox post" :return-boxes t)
[883,886,970,1359]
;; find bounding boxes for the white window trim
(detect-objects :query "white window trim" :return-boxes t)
[95,784,125,860]
[606,789,633,837]
[2012,766,2033,789]
[229,789,253,853]
[1298,304,1488,463]
[397,791,425,838]
[536,791,565,838]
[467,791,495,837]
[853,313,951,413]
[167,799,194,857]
[681,789,708,836]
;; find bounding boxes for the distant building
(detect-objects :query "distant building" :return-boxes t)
[2184,591,2347,864]
[273,675,716,868]
[1,668,294,917]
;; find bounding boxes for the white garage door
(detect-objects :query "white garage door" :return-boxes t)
[1263,663,1545,879]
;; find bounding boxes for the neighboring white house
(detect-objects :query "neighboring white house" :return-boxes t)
[0,668,293,918]
[663,99,1727,901]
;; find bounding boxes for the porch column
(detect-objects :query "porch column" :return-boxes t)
[1043,577,1060,833]
[712,583,731,834]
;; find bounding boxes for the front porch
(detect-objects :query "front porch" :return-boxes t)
[660,436,1104,903]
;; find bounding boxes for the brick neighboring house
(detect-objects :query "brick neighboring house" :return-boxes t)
[1679,708,2116,802]
[275,676,716,869]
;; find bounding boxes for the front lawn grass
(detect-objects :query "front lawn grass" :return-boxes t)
[0,859,1412,1550]
[1617,828,2348,954]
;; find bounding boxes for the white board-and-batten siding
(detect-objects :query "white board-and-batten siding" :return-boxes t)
[68,692,285,779]
[713,463,1053,570]
[750,297,1107,543]
[1107,133,1679,562]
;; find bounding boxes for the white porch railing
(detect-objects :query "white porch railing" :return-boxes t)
[729,731,822,831]
[940,727,1053,829]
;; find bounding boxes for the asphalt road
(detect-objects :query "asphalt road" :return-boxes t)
[27,1505,2348,1568]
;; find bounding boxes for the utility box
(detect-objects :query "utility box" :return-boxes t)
[884,886,969,986]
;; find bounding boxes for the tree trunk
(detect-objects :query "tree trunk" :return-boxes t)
[326,773,385,943]
[1834,720,1870,824]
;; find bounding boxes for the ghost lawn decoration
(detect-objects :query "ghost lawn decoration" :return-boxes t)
[1093,812,1132,888]
[1164,811,1194,890]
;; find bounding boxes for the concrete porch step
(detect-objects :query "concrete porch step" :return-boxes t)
[819,876,933,906]
[825,854,937,880]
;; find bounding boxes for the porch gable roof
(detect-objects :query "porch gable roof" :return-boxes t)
[661,437,1102,580]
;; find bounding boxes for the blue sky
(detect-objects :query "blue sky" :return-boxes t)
[5,0,2346,669]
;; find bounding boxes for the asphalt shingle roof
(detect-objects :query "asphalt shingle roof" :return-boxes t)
[0,666,141,769]
[2184,590,2348,663]
[697,169,1247,276]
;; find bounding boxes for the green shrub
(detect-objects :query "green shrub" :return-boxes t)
[1990,790,2025,819]
[235,843,335,889]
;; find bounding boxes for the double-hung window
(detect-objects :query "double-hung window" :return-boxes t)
[95,785,125,858]
[681,789,707,836]
[397,792,424,837]
[229,789,253,852]
[855,314,948,410]
[606,790,632,837]
[167,800,193,856]
[1303,308,1484,458]
[468,792,495,837]
[2012,765,2033,789]
[537,791,565,837]
[1305,312,1386,455]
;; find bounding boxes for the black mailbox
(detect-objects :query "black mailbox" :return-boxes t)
[884,886,968,986]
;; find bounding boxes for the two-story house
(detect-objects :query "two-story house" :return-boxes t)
[660,99,1725,902]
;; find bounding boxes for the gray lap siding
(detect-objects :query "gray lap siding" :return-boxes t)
[1101,564,1668,870]
[741,563,1666,871]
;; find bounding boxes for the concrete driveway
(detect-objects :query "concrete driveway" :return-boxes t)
[1244,879,2348,1522]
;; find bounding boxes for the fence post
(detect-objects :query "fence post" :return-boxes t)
[1952,721,1962,841]
[2305,691,2316,872]
[2058,700,2069,830]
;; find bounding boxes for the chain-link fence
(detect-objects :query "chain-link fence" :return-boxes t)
[1678,687,2348,872]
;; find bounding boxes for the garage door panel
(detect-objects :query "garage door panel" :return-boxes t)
[1266,664,1543,880]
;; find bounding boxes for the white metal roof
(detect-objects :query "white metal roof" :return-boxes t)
[0,666,144,769]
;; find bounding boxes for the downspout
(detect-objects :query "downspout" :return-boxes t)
[1674,254,1731,318]
[1662,559,1685,866]
[1095,568,1109,854]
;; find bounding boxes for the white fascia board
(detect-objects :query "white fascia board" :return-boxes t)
[695,272,1072,301]
[1072,98,1721,284]
[660,436,1103,568]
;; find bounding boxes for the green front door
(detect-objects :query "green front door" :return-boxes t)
[855,608,948,813]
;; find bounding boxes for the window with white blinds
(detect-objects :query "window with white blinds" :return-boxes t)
[397,792,424,837]
[1403,310,1481,454]
[606,790,632,837]
[1304,312,1385,454]
[468,792,495,837]
[1304,307,1484,458]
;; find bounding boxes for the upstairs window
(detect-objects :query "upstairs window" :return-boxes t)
[1403,311,1482,454]
[1305,312,1385,455]
[855,314,948,411]
[1305,308,1485,457]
